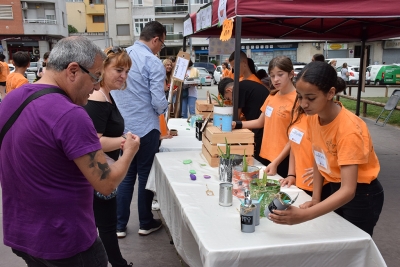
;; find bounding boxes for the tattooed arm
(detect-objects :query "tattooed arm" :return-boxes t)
[74,132,140,195]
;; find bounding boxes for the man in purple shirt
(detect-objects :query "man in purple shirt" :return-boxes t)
[0,36,140,266]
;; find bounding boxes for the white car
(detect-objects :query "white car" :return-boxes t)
[293,65,306,82]
[197,67,212,86]
[336,65,359,85]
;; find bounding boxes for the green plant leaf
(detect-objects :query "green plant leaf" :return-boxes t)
[242,149,248,172]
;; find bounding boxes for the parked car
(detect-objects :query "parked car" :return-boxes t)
[193,62,216,77]
[293,65,306,82]
[336,65,359,85]
[197,67,212,86]
[256,64,269,73]
[368,64,400,85]
[26,61,38,73]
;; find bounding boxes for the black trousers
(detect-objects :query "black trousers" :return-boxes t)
[330,179,384,236]
[93,195,128,267]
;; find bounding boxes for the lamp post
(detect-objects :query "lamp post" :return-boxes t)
[104,0,109,48]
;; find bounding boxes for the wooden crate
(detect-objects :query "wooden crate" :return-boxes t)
[202,133,254,157]
[196,100,214,112]
[195,109,213,118]
[202,145,254,167]
[203,126,254,144]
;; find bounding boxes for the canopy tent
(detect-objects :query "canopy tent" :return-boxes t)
[184,0,400,118]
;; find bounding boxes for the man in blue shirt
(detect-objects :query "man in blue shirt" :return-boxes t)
[112,21,168,237]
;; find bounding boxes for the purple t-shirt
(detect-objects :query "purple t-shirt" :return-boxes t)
[0,84,102,259]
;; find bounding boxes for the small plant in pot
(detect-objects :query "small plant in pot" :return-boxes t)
[232,152,260,199]
[218,138,243,183]
[249,170,281,217]
[211,94,233,132]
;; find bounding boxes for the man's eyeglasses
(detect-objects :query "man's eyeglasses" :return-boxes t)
[106,46,126,55]
[155,37,166,49]
[78,64,102,84]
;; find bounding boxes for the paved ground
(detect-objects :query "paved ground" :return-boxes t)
[1,84,399,266]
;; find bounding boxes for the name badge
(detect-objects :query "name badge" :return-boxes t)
[289,128,304,144]
[314,150,328,170]
[265,106,273,117]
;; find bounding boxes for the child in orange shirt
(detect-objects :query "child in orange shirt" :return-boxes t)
[233,56,296,177]
[280,98,331,199]
[269,61,384,236]
[6,51,30,94]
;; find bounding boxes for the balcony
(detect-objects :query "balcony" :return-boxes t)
[86,4,104,15]
[166,33,183,41]
[23,19,57,24]
[154,4,188,17]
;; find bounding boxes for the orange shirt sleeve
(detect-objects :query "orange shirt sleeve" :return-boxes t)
[6,73,29,94]
[159,114,168,136]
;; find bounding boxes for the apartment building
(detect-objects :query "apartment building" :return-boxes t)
[0,0,68,62]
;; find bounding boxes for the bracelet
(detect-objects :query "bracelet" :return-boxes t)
[234,121,243,129]
[287,174,296,178]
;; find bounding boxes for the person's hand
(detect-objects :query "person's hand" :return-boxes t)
[268,206,308,225]
[279,176,296,187]
[302,167,313,186]
[160,131,173,140]
[265,162,278,175]
[231,121,236,128]
[299,199,319,209]
[121,132,140,156]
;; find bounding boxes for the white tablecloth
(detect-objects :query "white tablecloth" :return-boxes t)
[147,151,386,267]
[160,118,202,152]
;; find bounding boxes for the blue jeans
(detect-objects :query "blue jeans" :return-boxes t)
[12,237,107,267]
[181,96,196,118]
[117,129,159,229]
[331,178,384,236]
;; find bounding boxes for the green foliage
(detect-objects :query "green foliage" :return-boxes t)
[68,24,78,34]
[339,97,400,127]
[218,137,231,159]
[210,59,219,66]
[211,93,225,107]
[242,150,248,172]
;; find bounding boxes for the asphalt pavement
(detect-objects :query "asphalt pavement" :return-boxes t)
[0,84,399,266]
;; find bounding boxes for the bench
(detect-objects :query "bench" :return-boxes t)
[335,95,400,117]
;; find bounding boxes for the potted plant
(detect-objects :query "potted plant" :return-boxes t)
[232,152,260,199]
[211,93,233,132]
[218,138,243,183]
[249,171,280,217]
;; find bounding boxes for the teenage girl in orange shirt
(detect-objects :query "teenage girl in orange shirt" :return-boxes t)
[233,56,296,177]
[270,61,384,236]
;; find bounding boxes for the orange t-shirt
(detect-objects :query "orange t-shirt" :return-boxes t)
[222,69,230,78]
[307,102,380,184]
[159,114,168,136]
[6,72,29,93]
[259,90,297,161]
[288,113,328,191]
[0,62,10,82]
[244,74,262,85]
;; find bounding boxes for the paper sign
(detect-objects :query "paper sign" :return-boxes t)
[289,128,304,145]
[203,4,212,29]
[183,16,193,37]
[220,19,233,41]
[218,0,227,26]
[196,9,202,31]
[172,51,191,82]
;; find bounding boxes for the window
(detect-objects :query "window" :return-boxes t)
[62,12,65,27]
[93,15,105,23]
[0,5,13,19]
[133,0,143,6]
[134,18,152,36]
[66,0,83,2]
[192,0,209,4]
[117,24,130,36]
[164,24,174,34]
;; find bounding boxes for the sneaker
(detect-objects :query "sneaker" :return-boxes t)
[151,200,160,211]
[116,228,127,238]
[138,219,163,236]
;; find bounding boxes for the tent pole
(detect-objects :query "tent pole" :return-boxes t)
[233,16,242,121]
[183,36,187,52]
[356,39,366,116]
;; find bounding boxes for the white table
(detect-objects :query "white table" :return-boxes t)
[147,151,386,267]
[160,118,202,152]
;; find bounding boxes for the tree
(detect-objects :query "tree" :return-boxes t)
[68,25,78,34]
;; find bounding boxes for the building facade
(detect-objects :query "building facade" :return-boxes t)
[0,0,68,62]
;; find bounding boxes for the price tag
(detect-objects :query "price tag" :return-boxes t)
[265,106,273,117]
[289,128,304,144]
[220,19,233,41]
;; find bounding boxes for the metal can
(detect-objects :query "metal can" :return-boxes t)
[219,183,233,207]
[265,192,292,218]
[240,204,256,233]
[251,199,260,226]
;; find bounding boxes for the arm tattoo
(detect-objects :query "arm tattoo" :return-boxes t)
[97,162,111,180]
[87,151,110,180]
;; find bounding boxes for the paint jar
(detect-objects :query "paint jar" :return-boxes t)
[219,183,233,207]
[240,202,256,233]
[251,199,260,226]
[218,154,243,183]
[213,106,233,132]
